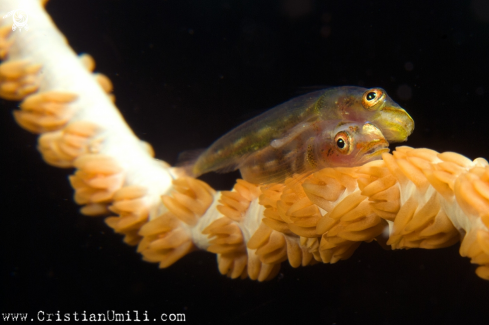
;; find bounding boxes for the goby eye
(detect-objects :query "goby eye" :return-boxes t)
[334,131,352,154]
[361,88,385,110]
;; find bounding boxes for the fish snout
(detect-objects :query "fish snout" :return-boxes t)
[378,106,415,143]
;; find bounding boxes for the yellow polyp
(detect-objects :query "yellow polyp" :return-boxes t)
[0,60,42,101]
[455,175,489,216]
[137,211,196,268]
[257,238,287,263]
[158,242,195,268]
[161,195,196,225]
[235,179,261,200]
[470,252,489,265]
[307,240,320,254]
[358,160,388,174]
[81,203,110,216]
[0,60,29,78]
[433,172,456,195]
[259,263,281,282]
[217,253,248,279]
[316,214,338,234]
[105,185,149,243]
[420,234,459,249]
[371,207,396,221]
[460,228,478,257]
[473,179,489,201]
[477,230,489,256]
[338,222,386,242]
[173,191,204,216]
[388,196,417,243]
[418,211,455,237]
[343,214,381,232]
[287,224,317,237]
[396,158,430,190]
[327,191,366,220]
[436,165,463,181]
[217,180,259,224]
[339,201,370,222]
[303,179,345,202]
[114,186,148,200]
[255,231,285,255]
[290,215,320,228]
[438,151,473,168]
[406,147,439,161]
[138,214,179,238]
[320,241,360,264]
[361,174,397,197]
[161,177,215,226]
[261,209,281,223]
[211,233,243,245]
[216,205,242,221]
[262,218,292,234]
[0,80,16,92]
[371,200,400,213]
[276,201,293,224]
[327,222,346,237]
[370,185,400,202]
[382,152,409,185]
[423,170,454,200]
[288,197,315,216]
[203,218,244,243]
[94,73,114,94]
[392,149,408,160]
[402,193,440,234]
[246,252,261,280]
[302,190,339,213]
[481,214,489,229]
[217,255,233,274]
[319,234,349,251]
[475,158,489,169]
[219,192,248,214]
[467,242,484,263]
[244,249,281,281]
[476,266,489,280]
[247,222,273,249]
[79,53,95,71]
[260,249,288,265]
[284,237,303,267]
[407,156,433,171]
[110,215,142,232]
[151,229,188,250]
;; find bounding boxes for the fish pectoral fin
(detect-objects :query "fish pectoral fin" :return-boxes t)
[213,163,242,174]
[239,144,309,184]
[270,121,314,149]
[247,165,308,184]
[212,152,254,174]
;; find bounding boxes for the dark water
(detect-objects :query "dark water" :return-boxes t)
[2,0,489,324]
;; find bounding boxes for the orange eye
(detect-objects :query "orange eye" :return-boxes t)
[361,88,385,110]
[334,131,352,154]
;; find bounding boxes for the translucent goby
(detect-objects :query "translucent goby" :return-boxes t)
[187,86,414,184]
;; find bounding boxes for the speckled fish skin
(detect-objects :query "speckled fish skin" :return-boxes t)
[239,121,390,184]
[192,86,413,179]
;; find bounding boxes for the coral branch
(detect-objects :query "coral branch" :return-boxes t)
[2,0,489,282]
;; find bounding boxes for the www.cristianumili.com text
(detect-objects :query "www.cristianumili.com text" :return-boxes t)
[2,310,186,322]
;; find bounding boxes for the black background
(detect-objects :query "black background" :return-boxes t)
[2,0,489,324]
